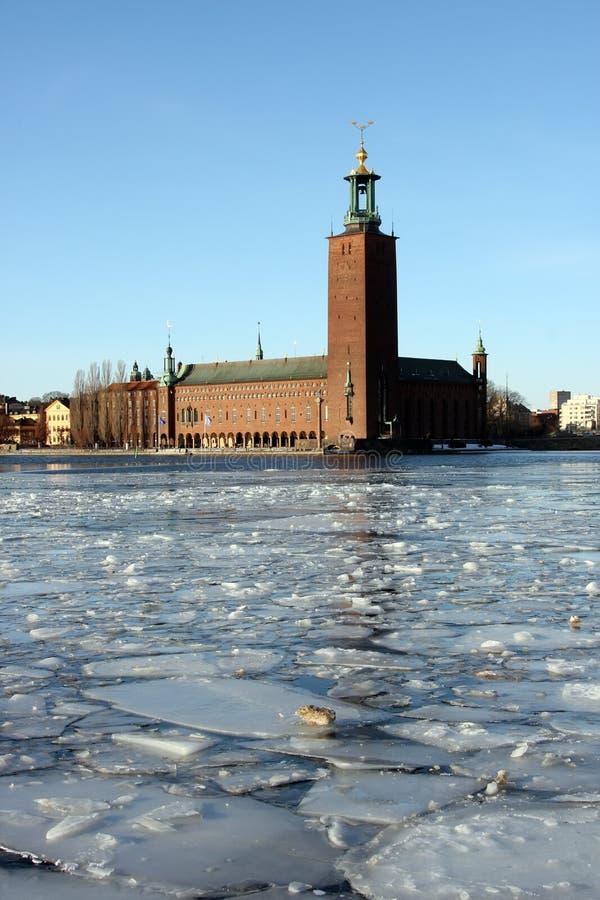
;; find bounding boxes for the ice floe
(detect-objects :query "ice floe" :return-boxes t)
[85,676,382,737]
[0,771,339,892]
[298,770,483,825]
[341,799,600,898]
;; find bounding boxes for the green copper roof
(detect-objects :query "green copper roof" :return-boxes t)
[179,355,328,386]
[474,329,486,355]
[398,357,474,384]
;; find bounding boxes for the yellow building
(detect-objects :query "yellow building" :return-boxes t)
[45,398,71,446]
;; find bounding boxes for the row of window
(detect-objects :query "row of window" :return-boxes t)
[177,405,323,426]
[180,380,324,395]
[178,388,326,402]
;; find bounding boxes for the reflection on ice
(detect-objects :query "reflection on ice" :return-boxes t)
[2,452,600,897]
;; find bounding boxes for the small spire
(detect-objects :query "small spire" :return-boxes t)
[161,322,177,385]
[344,360,354,396]
[256,321,264,360]
[474,325,486,355]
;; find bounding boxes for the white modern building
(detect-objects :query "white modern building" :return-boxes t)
[559,394,600,432]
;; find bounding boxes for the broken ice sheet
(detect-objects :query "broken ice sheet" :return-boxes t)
[372,626,461,656]
[383,717,554,753]
[297,646,418,671]
[84,676,382,738]
[298,770,483,825]
[0,771,339,892]
[111,730,215,758]
[83,647,283,679]
[213,760,327,794]
[0,862,148,900]
[451,740,600,794]
[451,678,570,713]
[340,799,600,898]
[0,747,56,775]
[550,712,600,737]
[398,702,522,724]
[375,622,600,658]
[244,735,456,771]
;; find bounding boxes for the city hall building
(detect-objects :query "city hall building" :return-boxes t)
[106,137,487,451]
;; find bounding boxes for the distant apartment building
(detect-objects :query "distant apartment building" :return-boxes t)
[549,390,571,414]
[559,394,600,432]
[45,398,71,445]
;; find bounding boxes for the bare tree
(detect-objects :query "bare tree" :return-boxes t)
[71,369,86,446]
[42,391,69,403]
[97,360,114,447]
[487,380,530,438]
[0,411,14,443]
[115,360,127,383]
[71,359,134,448]
[85,362,101,446]
[109,360,128,447]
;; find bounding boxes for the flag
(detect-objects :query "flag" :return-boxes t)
[204,414,212,427]
[159,416,166,426]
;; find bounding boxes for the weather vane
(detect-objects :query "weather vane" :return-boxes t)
[350,120,374,142]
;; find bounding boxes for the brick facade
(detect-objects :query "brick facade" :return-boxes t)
[95,138,487,450]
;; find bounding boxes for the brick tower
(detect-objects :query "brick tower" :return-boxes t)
[472,328,488,441]
[327,130,398,445]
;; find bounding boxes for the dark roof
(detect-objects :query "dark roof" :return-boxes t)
[179,355,328,386]
[398,357,474,384]
[107,380,159,393]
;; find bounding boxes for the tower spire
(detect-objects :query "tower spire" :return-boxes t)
[344,120,381,233]
[474,324,486,355]
[161,320,177,386]
[256,321,264,360]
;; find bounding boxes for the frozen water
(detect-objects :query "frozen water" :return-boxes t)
[244,734,457,770]
[2,450,600,898]
[298,770,483,824]
[0,770,339,892]
[340,799,600,898]
[85,676,380,737]
[83,647,283,678]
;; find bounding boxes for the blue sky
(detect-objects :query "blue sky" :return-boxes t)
[1,0,598,409]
